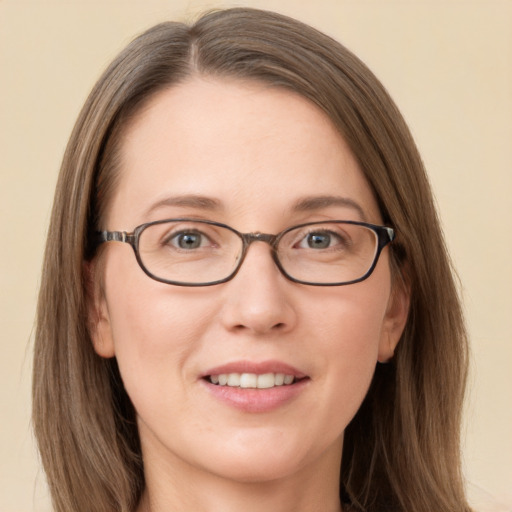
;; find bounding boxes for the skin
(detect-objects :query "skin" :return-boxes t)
[89,77,409,512]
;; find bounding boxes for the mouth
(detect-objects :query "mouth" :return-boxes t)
[205,372,302,389]
[200,360,310,412]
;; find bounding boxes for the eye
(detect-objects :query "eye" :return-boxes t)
[167,230,210,250]
[297,230,344,250]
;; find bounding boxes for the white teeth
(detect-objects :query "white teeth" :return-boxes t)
[209,372,296,388]
[227,373,240,386]
[284,374,294,385]
[257,373,275,389]
[240,373,257,388]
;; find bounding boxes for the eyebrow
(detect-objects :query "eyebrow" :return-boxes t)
[292,195,367,221]
[144,194,224,216]
[143,193,367,221]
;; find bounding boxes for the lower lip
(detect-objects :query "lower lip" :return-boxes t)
[201,378,309,413]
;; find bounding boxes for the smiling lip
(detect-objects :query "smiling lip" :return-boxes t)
[200,360,310,413]
[202,360,308,380]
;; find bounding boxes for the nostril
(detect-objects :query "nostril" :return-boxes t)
[231,321,287,333]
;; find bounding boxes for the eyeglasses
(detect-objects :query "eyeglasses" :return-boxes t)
[95,219,394,287]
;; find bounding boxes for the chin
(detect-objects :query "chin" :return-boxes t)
[192,430,337,485]
[204,455,305,485]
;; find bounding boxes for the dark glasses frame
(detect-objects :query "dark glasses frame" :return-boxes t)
[94,218,395,287]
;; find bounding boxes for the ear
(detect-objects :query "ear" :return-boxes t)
[378,275,410,363]
[83,260,116,358]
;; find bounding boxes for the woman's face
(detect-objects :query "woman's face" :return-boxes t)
[91,77,408,486]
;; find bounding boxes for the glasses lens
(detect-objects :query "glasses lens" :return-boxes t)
[138,221,242,284]
[277,222,379,284]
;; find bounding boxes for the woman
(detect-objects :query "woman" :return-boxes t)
[33,7,471,512]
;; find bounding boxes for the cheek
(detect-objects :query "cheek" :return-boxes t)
[318,300,384,387]
[309,272,390,359]
[304,275,391,426]
[104,244,213,343]
[101,251,218,405]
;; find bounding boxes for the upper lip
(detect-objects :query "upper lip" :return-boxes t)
[201,360,308,379]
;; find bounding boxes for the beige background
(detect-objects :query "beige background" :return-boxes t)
[1,1,511,511]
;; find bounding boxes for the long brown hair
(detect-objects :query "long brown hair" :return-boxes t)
[33,8,470,512]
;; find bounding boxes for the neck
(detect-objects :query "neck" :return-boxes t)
[138,478,344,512]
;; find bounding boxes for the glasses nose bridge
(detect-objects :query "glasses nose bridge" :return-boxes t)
[240,232,279,251]
[236,231,282,277]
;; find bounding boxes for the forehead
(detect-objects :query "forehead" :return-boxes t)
[107,77,380,228]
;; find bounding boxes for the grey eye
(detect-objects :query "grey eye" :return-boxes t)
[307,233,331,248]
[172,232,204,249]
[299,231,340,249]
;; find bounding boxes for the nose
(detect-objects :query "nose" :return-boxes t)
[220,242,297,335]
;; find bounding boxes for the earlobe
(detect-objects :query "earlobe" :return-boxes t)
[378,276,410,363]
[83,260,116,359]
